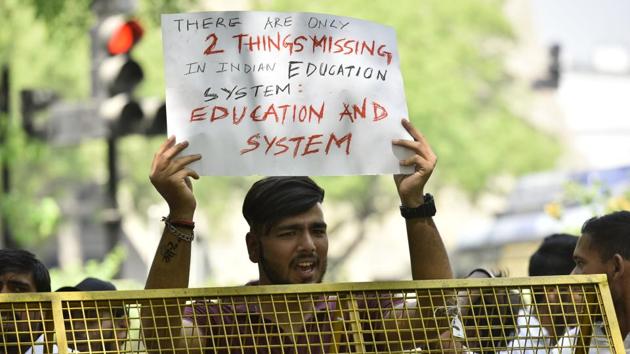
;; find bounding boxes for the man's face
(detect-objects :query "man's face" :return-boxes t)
[0,271,40,347]
[0,271,37,294]
[252,204,328,285]
[571,233,610,277]
[572,233,630,313]
[66,309,128,352]
[570,233,630,329]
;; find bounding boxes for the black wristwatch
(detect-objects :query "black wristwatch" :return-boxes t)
[399,193,436,219]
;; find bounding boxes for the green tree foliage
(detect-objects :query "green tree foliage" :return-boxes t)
[0,0,243,250]
[0,0,162,247]
[263,0,560,193]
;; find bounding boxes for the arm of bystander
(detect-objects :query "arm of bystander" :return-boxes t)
[142,136,206,354]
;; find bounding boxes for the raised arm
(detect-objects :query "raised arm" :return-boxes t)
[145,136,200,289]
[386,119,459,351]
[142,137,204,354]
[392,119,453,280]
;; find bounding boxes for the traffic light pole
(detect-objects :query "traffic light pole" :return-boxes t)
[105,136,121,253]
[0,64,16,249]
[92,1,145,264]
[93,2,122,258]
[92,5,123,258]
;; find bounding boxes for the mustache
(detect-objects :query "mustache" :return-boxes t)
[290,253,319,267]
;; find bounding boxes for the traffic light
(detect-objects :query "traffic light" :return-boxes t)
[21,89,59,139]
[532,43,562,90]
[141,98,166,135]
[547,44,561,89]
[93,15,145,136]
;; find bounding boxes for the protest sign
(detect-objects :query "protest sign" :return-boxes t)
[161,11,412,175]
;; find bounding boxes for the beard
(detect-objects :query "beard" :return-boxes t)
[258,245,327,285]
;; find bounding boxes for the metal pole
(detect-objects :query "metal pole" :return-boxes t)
[93,3,123,267]
[105,136,121,252]
[0,64,16,248]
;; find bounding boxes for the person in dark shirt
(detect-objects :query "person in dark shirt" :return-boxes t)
[143,119,456,352]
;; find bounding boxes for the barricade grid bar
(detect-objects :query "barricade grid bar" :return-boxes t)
[0,275,623,353]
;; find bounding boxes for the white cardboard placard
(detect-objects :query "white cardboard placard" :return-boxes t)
[161,11,411,176]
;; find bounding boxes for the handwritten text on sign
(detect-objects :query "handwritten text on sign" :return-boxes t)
[161,11,411,176]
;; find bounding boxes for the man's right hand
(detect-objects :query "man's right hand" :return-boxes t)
[149,136,202,220]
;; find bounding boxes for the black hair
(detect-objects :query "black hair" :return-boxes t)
[0,249,51,292]
[242,176,325,235]
[529,233,579,276]
[581,210,630,261]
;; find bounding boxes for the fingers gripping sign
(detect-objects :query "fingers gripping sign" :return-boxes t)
[392,119,437,207]
[150,136,202,219]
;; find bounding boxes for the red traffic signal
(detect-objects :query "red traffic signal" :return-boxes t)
[99,16,144,55]
[96,15,144,95]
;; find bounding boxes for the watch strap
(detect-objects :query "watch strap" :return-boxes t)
[399,193,436,219]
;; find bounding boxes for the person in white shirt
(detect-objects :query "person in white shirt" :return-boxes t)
[23,333,75,354]
[503,233,578,353]
[555,321,630,353]
[558,211,630,353]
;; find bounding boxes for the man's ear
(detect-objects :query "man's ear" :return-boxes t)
[611,254,625,281]
[246,232,259,263]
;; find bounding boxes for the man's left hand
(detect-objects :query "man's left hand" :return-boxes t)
[392,119,437,207]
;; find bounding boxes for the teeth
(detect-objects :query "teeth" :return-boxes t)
[298,262,313,267]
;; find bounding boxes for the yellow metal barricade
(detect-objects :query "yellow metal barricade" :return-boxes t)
[0,275,624,353]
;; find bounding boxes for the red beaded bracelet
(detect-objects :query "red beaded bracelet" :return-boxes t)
[166,217,195,229]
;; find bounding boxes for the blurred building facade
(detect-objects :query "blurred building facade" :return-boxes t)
[454,0,630,277]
